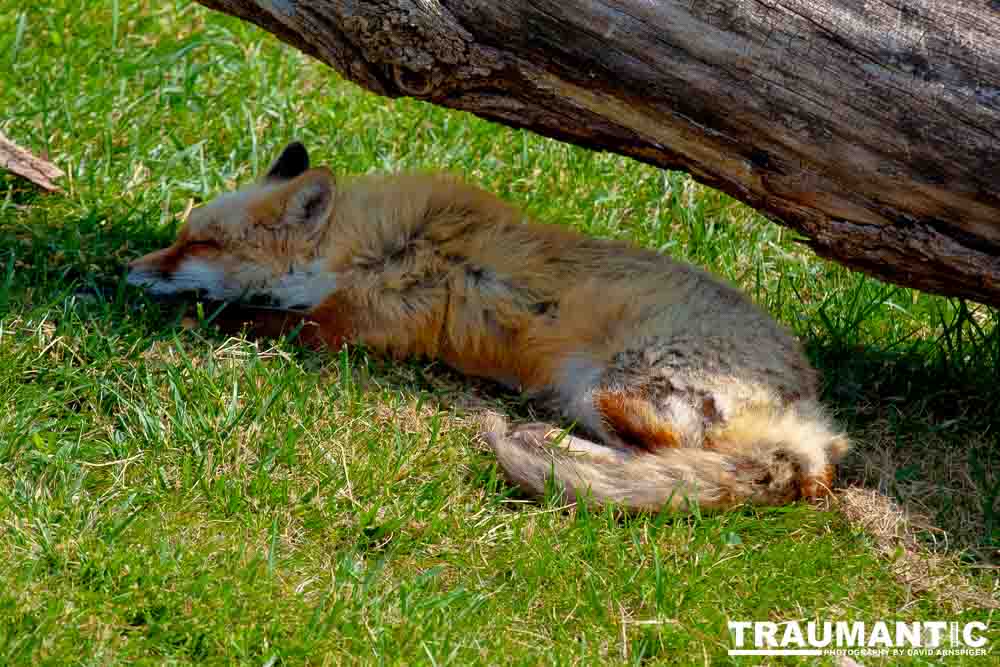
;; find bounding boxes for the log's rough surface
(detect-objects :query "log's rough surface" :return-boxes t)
[196,0,1000,305]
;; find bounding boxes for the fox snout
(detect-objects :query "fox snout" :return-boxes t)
[128,247,170,277]
[126,245,221,299]
[126,247,176,288]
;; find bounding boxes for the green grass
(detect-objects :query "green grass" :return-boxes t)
[1,0,997,664]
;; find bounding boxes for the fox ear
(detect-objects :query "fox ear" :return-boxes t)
[265,141,310,182]
[281,170,334,230]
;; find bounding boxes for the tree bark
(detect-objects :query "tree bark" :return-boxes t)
[195,0,1000,306]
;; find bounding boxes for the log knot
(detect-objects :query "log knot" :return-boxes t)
[391,64,437,97]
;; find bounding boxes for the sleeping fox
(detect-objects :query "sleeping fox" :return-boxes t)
[127,141,849,512]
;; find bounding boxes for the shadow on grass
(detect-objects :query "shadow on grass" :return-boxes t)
[3,210,998,562]
[811,340,999,562]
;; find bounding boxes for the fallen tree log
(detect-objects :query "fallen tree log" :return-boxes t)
[196,0,1000,306]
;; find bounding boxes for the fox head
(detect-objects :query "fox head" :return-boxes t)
[127,142,340,309]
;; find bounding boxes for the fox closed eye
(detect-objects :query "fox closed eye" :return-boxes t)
[185,240,222,250]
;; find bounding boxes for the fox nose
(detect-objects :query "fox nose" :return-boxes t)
[127,256,168,282]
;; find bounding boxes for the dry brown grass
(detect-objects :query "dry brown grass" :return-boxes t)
[839,417,998,565]
[835,486,998,611]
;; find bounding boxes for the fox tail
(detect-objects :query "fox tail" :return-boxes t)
[480,404,848,512]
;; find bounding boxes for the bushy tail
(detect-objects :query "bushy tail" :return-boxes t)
[480,404,849,512]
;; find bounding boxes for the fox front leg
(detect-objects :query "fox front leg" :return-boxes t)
[200,304,333,351]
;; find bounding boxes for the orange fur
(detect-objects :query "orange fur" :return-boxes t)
[594,390,681,451]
